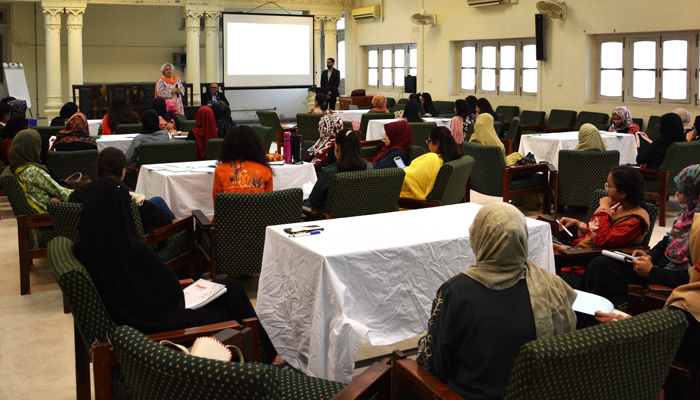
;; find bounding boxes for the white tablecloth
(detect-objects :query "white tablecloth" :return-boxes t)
[95,134,138,153]
[133,160,317,219]
[518,131,637,169]
[257,203,555,382]
[332,109,370,123]
[88,119,102,136]
[366,118,452,140]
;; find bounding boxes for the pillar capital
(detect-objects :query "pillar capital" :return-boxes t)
[42,6,62,32]
[314,16,324,35]
[323,15,340,34]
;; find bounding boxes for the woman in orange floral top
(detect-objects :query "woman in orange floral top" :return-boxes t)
[213,126,273,201]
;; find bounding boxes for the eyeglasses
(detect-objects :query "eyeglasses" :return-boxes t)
[210,86,217,89]
[604,182,618,192]
[425,139,432,144]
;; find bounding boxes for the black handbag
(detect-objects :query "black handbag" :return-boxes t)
[515,152,537,166]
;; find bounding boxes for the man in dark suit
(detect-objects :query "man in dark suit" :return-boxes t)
[320,58,340,111]
[201,83,229,106]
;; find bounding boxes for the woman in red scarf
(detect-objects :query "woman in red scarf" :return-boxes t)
[50,111,97,151]
[155,63,184,115]
[372,120,414,169]
[187,106,217,160]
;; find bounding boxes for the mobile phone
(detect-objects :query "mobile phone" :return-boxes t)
[394,156,406,169]
[283,225,324,234]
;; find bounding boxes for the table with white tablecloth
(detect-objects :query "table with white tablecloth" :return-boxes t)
[365,117,452,140]
[133,160,317,219]
[332,109,370,124]
[95,134,138,153]
[257,202,555,382]
[518,131,637,169]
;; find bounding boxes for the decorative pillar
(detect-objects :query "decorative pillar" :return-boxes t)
[43,5,63,119]
[313,16,323,85]
[204,11,221,84]
[66,5,86,101]
[323,16,340,64]
[184,9,204,105]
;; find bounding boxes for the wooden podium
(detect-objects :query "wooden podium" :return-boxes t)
[338,96,374,110]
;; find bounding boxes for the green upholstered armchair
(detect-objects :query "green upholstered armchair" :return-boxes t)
[646,115,662,141]
[500,116,521,155]
[114,123,143,135]
[393,98,408,113]
[252,125,277,153]
[179,120,196,133]
[386,97,396,112]
[545,111,610,133]
[137,141,197,167]
[256,110,298,148]
[637,141,700,227]
[433,101,455,118]
[35,125,65,136]
[496,105,520,125]
[398,155,475,209]
[521,109,577,134]
[205,138,223,160]
[303,169,405,220]
[193,189,302,280]
[408,122,438,152]
[519,110,546,126]
[359,113,395,140]
[46,149,99,180]
[296,113,324,141]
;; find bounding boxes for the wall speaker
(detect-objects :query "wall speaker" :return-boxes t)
[535,14,546,61]
[405,75,417,94]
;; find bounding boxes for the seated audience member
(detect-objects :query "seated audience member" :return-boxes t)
[470,113,506,157]
[401,127,459,200]
[688,116,700,142]
[304,129,371,211]
[608,106,639,134]
[3,97,28,119]
[69,147,174,232]
[212,102,237,139]
[574,123,607,151]
[125,110,170,167]
[50,102,78,127]
[50,112,97,152]
[308,94,331,115]
[100,97,140,136]
[416,202,577,400]
[475,98,502,125]
[73,174,292,368]
[152,97,180,133]
[420,92,437,117]
[213,125,273,198]
[0,102,11,128]
[580,165,700,306]
[306,114,342,172]
[465,95,477,115]
[372,120,413,170]
[409,93,427,115]
[7,129,72,213]
[674,108,694,135]
[401,99,424,123]
[637,113,686,170]
[450,99,476,145]
[368,95,389,114]
[1,115,29,165]
[201,82,229,107]
[187,106,218,161]
[167,99,186,123]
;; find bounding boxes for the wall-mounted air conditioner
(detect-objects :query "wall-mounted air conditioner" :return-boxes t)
[468,0,517,7]
[351,5,381,20]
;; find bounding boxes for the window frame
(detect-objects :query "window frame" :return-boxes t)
[365,43,417,90]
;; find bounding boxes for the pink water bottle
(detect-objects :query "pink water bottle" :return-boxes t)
[283,132,292,164]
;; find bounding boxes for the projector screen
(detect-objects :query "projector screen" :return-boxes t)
[223,13,314,88]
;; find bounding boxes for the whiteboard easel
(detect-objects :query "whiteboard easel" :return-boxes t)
[3,63,32,110]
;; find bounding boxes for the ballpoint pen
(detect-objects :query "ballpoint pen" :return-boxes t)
[289,231,322,238]
[556,219,574,237]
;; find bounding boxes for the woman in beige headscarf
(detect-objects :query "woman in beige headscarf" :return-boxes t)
[417,202,576,399]
[470,113,523,166]
[673,108,693,133]
[574,123,607,151]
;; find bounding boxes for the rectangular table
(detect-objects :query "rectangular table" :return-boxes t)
[95,134,138,153]
[256,203,555,382]
[518,131,637,169]
[134,160,317,219]
[332,109,370,123]
[366,117,452,140]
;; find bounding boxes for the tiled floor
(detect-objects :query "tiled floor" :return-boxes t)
[0,191,677,399]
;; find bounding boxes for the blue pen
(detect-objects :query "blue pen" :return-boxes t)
[289,231,322,238]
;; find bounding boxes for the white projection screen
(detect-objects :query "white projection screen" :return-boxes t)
[223,13,314,88]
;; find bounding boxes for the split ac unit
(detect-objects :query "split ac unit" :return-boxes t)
[351,5,381,20]
[468,0,516,7]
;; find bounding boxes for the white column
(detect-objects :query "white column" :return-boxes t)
[43,5,63,119]
[184,9,203,106]
[204,11,221,84]
[314,16,323,85]
[324,16,340,63]
[65,5,86,101]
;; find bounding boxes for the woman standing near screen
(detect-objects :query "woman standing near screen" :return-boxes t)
[155,63,184,116]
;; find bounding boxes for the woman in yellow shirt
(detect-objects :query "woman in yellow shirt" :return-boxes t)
[401,127,460,200]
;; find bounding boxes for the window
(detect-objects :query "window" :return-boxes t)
[365,44,417,89]
[458,39,537,96]
[596,32,697,104]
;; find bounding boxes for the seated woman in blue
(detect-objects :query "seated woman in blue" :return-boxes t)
[372,120,413,169]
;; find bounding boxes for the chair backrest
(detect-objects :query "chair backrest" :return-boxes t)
[48,237,117,355]
[545,109,577,129]
[35,126,65,137]
[585,189,658,247]
[461,142,506,197]
[324,168,405,218]
[658,141,700,195]
[214,189,302,275]
[46,149,99,180]
[408,122,438,151]
[519,110,546,126]
[252,125,276,153]
[48,200,147,241]
[646,115,662,141]
[0,167,39,216]
[505,117,521,140]
[342,120,353,131]
[296,113,324,142]
[396,98,408,107]
[359,113,395,140]
[633,117,644,130]
[408,145,427,162]
[496,106,520,124]
[256,110,282,130]
[114,123,143,135]
[557,150,620,208]
[573,111,609,130]
[179,120,196,133]
[464,122,475,142]
[386,97,396,111]
[426,155,475,205]
[205,138,223,160]
[138,141,197,167]
[434,101,455,118]
[503,309,686,400]
[493,120,503,137]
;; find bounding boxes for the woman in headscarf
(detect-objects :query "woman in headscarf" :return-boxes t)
[637,112,686,170]
[372,120,413,170]
[50,102,78,127]
[687,116,700,142]
[306,114,342,172]
[212,102,237,139]
[167,99,187,123]
[470,113,506,158]
[152,97,180,133]
[608,106,639,134]
[400,127,460,200]
[50,111,97,151]
[100,97,139,136]
[416,202,576,400]
[8,129,72,213]
[367,95,389,114]
[673,108,693,134]
[155,63,184,115]
[187,106,218,161]
[574,123,608,151]
[450,99,476,145]
[1,115,29,165]
[125,110,170,167]
[581,165,700,307]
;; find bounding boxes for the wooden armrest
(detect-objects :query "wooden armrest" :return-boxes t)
[560,246,646,258]
[143,215,193,246]
[147,320,243,343]
[25,213,55,227]
[502,122,511,130]
[544,126,574,134]
[397,197,440,209]
[505,163,551,176]
[669,360,698,380]
[648,284,674,294]
[546,163,558,173]
[192,209,212,228]
[179,278,194,289]
[636,167,665,179]
[391,351,462,400]
[332,358,391,400]
[519,124,546,133]
[302,206,326,220]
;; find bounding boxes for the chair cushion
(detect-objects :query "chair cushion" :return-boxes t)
[275,368,346,400]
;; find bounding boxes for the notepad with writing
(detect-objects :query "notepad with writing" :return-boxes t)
[184,279,228,310]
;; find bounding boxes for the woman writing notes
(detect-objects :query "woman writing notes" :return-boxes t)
[155,63,184,116]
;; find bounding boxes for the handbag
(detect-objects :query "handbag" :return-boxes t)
[515,152,537,166]
[64,172,92,189]
[160,336,244,363]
